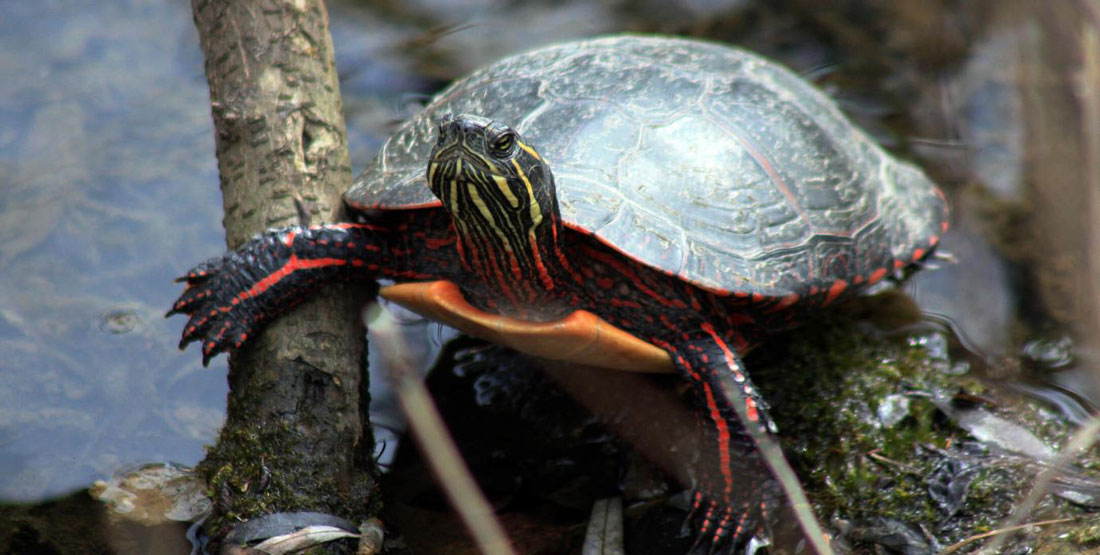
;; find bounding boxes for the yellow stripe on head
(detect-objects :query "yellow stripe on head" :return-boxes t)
[449,179,460,216]
[480,154,498,174]
[517,141,541,162]
[493,175,520,208]
[467,181,514,253]
[511,159,542,227]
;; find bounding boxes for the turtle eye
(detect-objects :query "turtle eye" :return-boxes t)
[489,131,517,158]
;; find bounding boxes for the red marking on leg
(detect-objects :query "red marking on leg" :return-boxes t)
[911,248,926,261]
[425,236,454,250]
[893,259,905,270]
[823,279,848,306]
[929,234,940,247]
[216,321,231,340]
[745,397,759,422]
[609,297,642,309]
[767,292,799,313]
[691,490,705,513]
[730,503,750,538]
[654,340,702,383]
[700,323,744,382]
[699,503,718,538]
[688,287,702,311]
[658,313,676,333]
[333,222,386,232]
[238,255,348,301]
[714,511,733,543]
[701,381,734,500]
[868,267,888,284]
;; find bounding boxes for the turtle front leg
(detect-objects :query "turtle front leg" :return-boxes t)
[664,335,784,552]
[169,212,456,365]
[169,223,387,364]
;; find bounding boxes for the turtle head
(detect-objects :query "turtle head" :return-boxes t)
[427,114,558,238]
[427,114,567,312]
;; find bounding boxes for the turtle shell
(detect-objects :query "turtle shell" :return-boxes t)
[347,35,947,297]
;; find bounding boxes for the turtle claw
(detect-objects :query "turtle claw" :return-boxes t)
[167,250,265,365]
[681,486,772,555]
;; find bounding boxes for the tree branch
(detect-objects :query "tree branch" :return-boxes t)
[190,0,378,551]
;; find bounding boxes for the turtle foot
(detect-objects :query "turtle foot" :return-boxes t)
[681,482,776,555]
[169,224,393,364]
[168,229,316,365]
[168,249,272,365]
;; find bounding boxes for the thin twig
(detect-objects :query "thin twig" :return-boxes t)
[367,303,516,555]
[938,517,1073,554]
[866,449,922,475]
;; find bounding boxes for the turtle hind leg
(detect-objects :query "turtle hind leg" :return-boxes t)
[664,335,782,552]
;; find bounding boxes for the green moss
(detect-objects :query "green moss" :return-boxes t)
[750,312,1098,550]
[1063,520,1100,547]
[197,419,379,537]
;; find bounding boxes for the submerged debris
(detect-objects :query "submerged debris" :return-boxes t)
[90,462,210,526]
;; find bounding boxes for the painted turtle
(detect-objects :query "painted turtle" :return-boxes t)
[171,35,948,550]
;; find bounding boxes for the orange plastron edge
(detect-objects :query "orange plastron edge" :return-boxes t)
[379,281,674,373]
